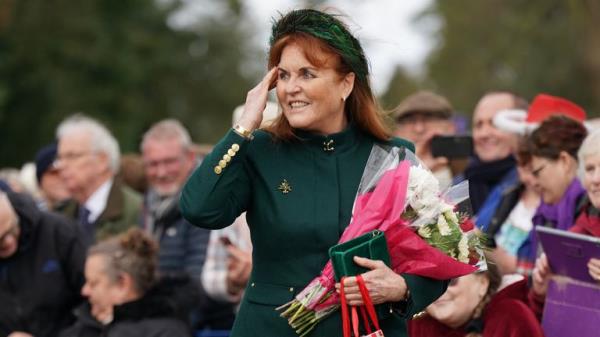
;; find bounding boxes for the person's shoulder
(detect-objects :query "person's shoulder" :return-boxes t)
[248,129,288,154]
[119,182,143,207]
[484,296,543,336]
[486,279,534,320]
[110,318,190,337]
[386,136,415,153]
[37,210,83,245]
[252,129,274,143]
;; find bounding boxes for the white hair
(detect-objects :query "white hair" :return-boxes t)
[578,129,600,179]
[56,114,121,172]
[0,191,15,218]
[140,119,192,152]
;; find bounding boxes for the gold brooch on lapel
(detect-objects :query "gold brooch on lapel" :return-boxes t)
[278,179,292,194]
[323,139,335,152]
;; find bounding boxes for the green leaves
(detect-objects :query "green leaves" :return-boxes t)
[381,0,600,121]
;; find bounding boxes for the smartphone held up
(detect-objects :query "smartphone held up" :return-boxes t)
[430,135,473,159]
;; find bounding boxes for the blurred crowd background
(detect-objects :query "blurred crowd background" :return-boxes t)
[1,1,600,337]
[1,0,599,168]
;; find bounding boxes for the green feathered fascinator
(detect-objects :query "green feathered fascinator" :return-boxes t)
[270,9,370,85]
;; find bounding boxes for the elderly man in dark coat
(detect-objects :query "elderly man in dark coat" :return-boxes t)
[0,190,87,337]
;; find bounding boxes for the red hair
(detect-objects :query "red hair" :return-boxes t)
[265,33,391,141]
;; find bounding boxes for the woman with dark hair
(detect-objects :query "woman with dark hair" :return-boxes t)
[408,264,544,337]
[59,228,192,337]
[181,8,447,337]
[515,115,588,275]
[531,129,600,309]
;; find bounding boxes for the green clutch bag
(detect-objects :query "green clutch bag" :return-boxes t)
[330,230,392,318]
[329,230,391,282]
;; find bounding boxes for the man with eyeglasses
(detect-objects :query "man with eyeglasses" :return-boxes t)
[140,119,236,330]
[0,188,87,337]
[56,114,141,242]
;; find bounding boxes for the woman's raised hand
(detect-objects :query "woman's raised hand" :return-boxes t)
[237,67,279,131]
[532,253,551,296]
[336,256,408,306]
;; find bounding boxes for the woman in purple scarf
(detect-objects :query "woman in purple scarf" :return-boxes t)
[515,115,588,276]
[528,129,600,322]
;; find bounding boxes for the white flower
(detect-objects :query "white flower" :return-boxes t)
[444,208,459,225]
[417,225,432,238]
[437,214,452,236]
[406,166,441,218]
[458,235,470,263]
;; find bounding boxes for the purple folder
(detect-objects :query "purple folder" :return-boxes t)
[536,226,600,283]
[543,277,600,337]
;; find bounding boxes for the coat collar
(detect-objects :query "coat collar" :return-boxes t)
[293,124,362,155]
[95,179,126,224]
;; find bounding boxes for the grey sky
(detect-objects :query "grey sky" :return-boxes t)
[171,0,435,94]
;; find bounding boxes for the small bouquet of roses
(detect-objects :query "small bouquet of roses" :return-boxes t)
[277,145,486,337]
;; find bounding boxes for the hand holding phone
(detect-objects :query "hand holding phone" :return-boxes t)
[430,135,473,159]
[220,236,232,246]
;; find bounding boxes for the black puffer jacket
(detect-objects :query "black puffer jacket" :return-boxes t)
[0,192,87,337]
[60,277,196,337]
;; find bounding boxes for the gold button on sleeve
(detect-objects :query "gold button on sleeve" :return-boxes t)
[214,166,222,175]
[227,149,236,157]
[223,154,231,162]
[231,144,240,152]
[218,160,227,168]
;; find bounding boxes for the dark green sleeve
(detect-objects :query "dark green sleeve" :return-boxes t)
[398,274,448,319]
[180,129,252,229]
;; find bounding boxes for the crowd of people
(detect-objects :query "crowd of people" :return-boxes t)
[1,116,251,337]
[1,7,599,337]
[395,91,600,337]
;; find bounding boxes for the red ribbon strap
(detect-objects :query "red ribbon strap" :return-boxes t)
[340,277,352,337]
[341,275,384,337]
[356,275,381,331]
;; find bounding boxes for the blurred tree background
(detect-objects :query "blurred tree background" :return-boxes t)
[381,0,600,117]
[0,0,257,167]
[1,0,599,168]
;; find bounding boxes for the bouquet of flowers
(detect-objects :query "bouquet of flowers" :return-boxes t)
[277,145,486,337]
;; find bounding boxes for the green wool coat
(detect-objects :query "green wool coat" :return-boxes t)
[181,126,447,337]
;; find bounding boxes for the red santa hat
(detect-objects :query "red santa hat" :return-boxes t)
[493,93,587,135]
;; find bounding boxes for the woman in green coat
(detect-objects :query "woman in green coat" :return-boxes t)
[181,9,447,337]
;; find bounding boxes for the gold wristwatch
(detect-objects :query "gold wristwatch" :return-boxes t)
[233,124,254,140]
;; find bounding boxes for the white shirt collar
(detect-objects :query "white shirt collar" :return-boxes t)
[84,178,113,223]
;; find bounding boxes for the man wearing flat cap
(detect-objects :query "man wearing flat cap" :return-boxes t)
[35,143,70,212]
[392,91,456,189]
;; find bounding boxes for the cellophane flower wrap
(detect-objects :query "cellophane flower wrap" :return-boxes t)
[277,145,486,336]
